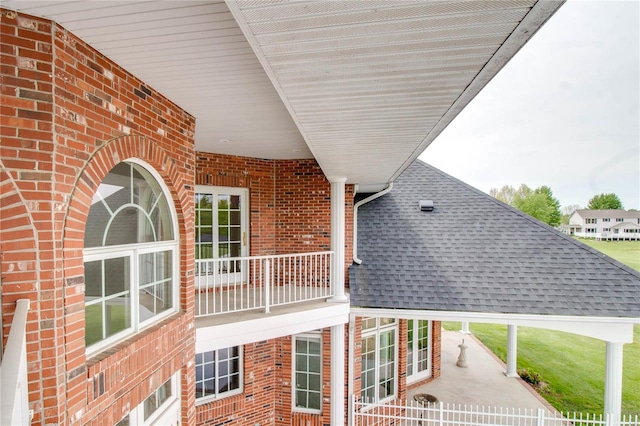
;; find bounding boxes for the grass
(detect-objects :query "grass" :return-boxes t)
[441,239,640,415]
[442,322,640,414]
[576,239,640,271]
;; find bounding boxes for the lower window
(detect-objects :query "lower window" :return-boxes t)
[195,346,243,401]
[293,333,322,412]
[407,319,431,383]
[361,318,397,402]
[117,372,180,425]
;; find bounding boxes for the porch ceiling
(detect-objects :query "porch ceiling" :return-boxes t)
[3,0,562,191]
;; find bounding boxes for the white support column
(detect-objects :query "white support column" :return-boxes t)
[331,323,346,426]
[604,341,624,422]
[460,321,471,334]
[505,324,518,377]
[329,177,348,302]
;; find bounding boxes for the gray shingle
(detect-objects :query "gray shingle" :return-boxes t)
[349,161,640,317]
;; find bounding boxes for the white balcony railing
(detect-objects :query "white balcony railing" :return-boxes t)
[352,398,640,426]
[195,251,333,317]
[0,299,31,426]
[575,232,640,241]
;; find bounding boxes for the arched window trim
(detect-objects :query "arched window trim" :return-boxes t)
[83,159,180,357]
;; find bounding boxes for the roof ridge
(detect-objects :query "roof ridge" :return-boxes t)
[414,159,640,280]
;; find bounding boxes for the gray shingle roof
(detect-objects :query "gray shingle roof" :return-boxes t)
[573,209,640,219]
[349,161,640,317]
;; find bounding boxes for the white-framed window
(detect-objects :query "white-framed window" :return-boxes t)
[83,161,178,355]
[407,319,431,383]
[293,333,322,412]
[195,346,243,402]
[195,186,248,284]
[616,218,624,222]
[603,218,611,222]
[585,218,597,224]
[117,372,180,425]
[603,228,611,232]
[361,318,397,403]
[586,228,597,233]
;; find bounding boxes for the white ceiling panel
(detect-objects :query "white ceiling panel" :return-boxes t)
[2,0,563,189]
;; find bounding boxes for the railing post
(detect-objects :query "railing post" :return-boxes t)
[264,258,270,314]
[1,299,31,426]
[536,408,545,426]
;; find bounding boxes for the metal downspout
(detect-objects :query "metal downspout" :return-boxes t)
[353,182,393,264]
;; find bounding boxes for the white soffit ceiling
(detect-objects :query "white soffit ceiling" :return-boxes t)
[2,0,311,160]
[2,1,563,190]
[227,0,562,190]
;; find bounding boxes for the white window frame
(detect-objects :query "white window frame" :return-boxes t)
[194,186,249,259]
[406,319,432,384]
[84,160,179,357]
[292,332,322,413]
[195,346,243,404]
[360,318,398,404]
[122,372,180,425]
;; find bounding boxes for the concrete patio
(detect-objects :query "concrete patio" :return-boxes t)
[408,329,556,412]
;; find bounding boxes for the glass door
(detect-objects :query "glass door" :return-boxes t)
[195,187,248,283]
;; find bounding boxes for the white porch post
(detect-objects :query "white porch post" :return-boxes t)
[460,321,471,334]
[329,177,348,302]
[505,324,518,377]
[604,341,624,422]
[331,323,346,425]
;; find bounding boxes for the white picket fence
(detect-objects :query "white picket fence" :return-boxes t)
[352,398,640,426]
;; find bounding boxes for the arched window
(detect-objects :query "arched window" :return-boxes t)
[83,161,178,354]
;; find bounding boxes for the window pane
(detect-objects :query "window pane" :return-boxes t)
[85,304,103,346]
[85,201,110,248]
[295,336,321,411]
[104,257,129,296]
[229,195,240,209]
[308,392,321,410]
[85,260,102,298]
[106,294,130,338]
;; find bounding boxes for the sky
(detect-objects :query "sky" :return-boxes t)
[419,0,640,210]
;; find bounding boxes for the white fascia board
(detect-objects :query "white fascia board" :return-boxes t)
[196,302,349,352]
[389,0,565,183]
[350,307,639,343]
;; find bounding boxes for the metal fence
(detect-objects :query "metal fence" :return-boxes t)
[352,398,640,426]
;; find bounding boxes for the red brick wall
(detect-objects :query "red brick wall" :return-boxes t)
[1,9,196,425]
[195,340,277,425]
[195,154,355,267]
[193,155,354,424]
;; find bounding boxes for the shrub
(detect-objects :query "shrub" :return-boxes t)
[518,368,542,385]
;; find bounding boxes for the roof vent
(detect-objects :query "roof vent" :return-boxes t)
[419,200,434,212]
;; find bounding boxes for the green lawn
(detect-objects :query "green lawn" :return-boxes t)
[442,322,640,414]
[576,239,640,271]
[441,239,640,415]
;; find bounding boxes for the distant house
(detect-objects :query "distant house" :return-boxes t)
[566,209,640,240]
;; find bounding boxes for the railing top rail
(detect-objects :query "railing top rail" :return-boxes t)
[195,251,333,262]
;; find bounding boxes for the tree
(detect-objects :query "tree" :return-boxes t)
[534,186,561,227]
[490,184,562,227]
[587,193,623,210]
[490,185,517,205]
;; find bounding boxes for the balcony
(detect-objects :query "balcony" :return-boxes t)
[194,252,349,350]
[0,299,31,425]
[195,251,334,317]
